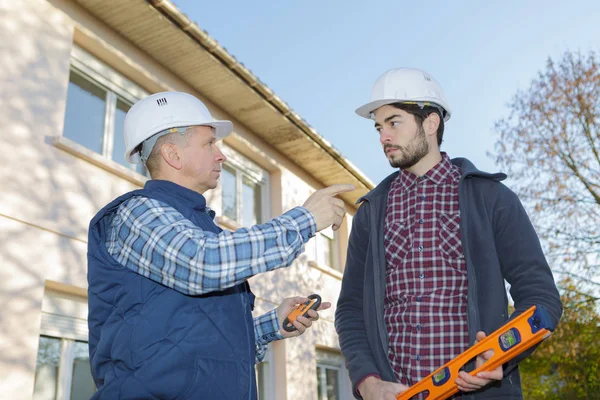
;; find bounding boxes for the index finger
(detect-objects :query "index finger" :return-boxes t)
[320,184,355,196]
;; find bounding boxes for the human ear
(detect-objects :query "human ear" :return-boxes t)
[425,113,440,137]
[161,142,183,170]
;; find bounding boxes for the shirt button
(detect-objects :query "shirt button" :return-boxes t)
[420,195,426,200]
[419,219,424,224]
[416,355,421,361]
[419,176,427,181]
[418,246,424,251]
[419,273,425,279]
[417,296,422,302]
[416,325,421,331]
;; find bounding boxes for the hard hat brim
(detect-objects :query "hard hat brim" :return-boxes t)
[205,120,233,139]
[355,99,451,122]
[355,100,401,119]
[126,119,233,164]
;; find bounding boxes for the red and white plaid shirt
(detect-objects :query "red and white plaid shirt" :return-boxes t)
[384,153,470,390]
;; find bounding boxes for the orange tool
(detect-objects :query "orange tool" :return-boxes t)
[282,294,321,332]
[397,305,554,400]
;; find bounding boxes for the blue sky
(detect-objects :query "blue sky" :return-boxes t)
[171,0,600,184]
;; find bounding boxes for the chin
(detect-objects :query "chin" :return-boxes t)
[207,181,218,190]
[387,155,400,164]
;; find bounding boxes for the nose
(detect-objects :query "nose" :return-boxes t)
[379,128,393,145]
[215,145,226,163]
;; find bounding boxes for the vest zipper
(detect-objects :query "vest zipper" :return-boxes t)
[240,290,253,400]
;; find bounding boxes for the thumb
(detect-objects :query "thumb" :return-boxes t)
[289,296,309,306]
[391,382,409,394]
[474,331,487,343]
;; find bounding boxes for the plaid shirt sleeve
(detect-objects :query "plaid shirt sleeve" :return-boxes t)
[253,309,284,364]
[106,196,316,295]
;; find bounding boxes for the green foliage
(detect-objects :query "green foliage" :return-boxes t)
[519,278,600,399]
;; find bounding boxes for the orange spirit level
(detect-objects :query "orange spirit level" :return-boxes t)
[396,305,554,400]
[282,294,321,332]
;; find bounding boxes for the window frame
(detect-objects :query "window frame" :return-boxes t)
[218,144,270,228]
[56,46,150,181]
[35,288,96,400]
[316,227,340,271]
[306,226,341,276]
[316,349,352,400]
[34,336,94,400]
[316,363,342,400]
[255,345,275,400]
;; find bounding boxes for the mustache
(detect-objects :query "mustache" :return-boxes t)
[384,144,403,151]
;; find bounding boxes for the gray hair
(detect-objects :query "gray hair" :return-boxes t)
[140,126,189,165]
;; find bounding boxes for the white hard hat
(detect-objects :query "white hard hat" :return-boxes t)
[124,91,233,163]
[355,68,452,122]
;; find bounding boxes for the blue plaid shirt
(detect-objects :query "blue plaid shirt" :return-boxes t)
[106,196,316,363]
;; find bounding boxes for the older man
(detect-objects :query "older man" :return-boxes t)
[87,91,353,399]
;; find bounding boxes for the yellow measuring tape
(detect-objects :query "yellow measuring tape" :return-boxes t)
[396,305,554,400]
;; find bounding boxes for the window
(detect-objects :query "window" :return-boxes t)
[33,288,96,400]
[311,227,340,271]
[63,46,149,176]
[255,345,274,400]
[222,165,238,221]
[63,71,106,154]
[316,364,341,400]
[316,350,351,400]
[33,336,95,400]
[220,145,268,227]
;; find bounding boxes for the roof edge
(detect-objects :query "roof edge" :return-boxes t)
[147,0,374,190]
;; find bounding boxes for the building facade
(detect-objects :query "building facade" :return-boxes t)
[0,0,374,399]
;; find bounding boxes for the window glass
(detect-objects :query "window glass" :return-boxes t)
[33,336,61,400]
[70,341,96,400]
[325,368,340,400]
[222,165,237,221]
[63,71,106,154]
[242,176,261,226]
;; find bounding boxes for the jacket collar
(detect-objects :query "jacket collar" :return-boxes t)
[144,180,208,212]
[357,156,507,204]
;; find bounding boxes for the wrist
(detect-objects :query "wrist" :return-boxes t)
[358,375,381,395]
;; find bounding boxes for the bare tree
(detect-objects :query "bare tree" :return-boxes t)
[492,50,600,290]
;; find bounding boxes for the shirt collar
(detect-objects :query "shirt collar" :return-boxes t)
[396,152,457,190]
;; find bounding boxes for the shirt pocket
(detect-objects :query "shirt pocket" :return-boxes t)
[438,212,465,260]
[384,221,412,267]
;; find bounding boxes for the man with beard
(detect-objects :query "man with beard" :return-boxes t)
[335,68,562,400]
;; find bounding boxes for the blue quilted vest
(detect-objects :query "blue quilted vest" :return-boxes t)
[87,180,257,399]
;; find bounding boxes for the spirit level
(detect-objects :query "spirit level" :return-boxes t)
[397,305,554,400]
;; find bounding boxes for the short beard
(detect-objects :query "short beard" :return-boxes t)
[385,125,429,169]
